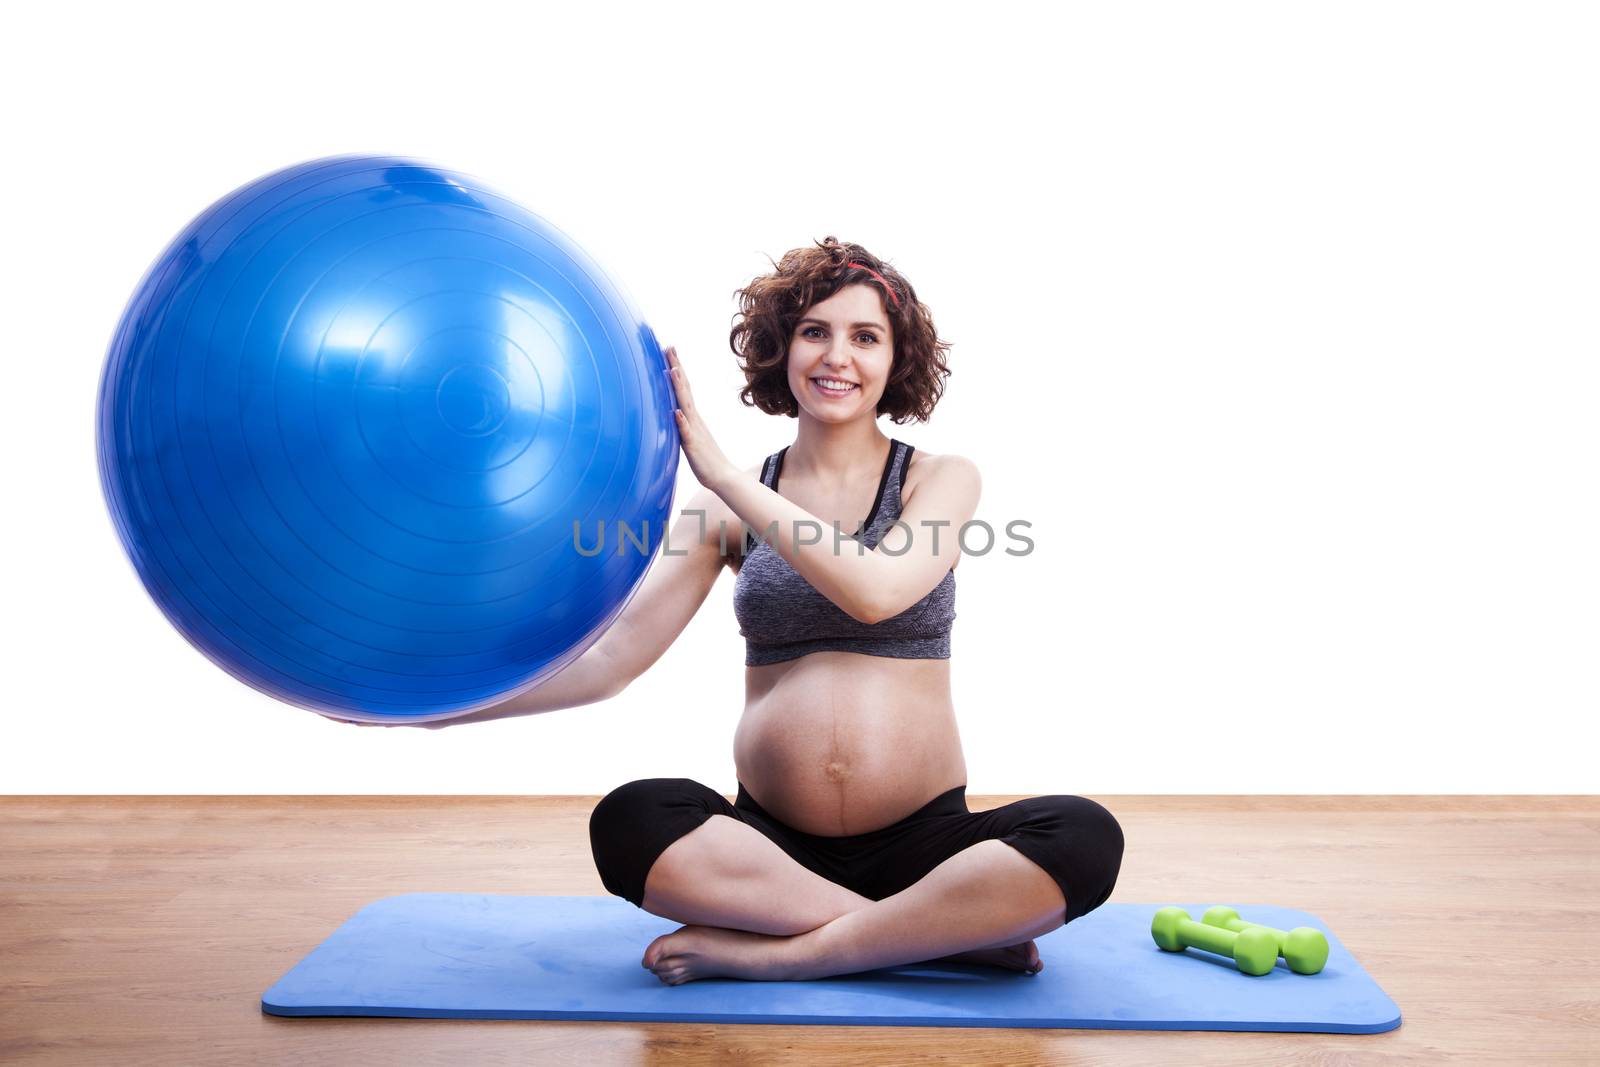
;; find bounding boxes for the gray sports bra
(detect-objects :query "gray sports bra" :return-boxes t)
[732,439,957,666]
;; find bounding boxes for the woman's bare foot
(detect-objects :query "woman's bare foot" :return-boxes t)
[642,925,799,985]
[928,939,1042,974]
[641,927,1043,985]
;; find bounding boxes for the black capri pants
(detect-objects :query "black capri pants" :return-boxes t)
[589,779,1124,926]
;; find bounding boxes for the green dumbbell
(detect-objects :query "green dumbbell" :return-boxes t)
[1150,906,1278,976]
[1201,906,1329,976]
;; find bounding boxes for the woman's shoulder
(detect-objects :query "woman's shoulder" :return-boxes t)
[900,445,979,505]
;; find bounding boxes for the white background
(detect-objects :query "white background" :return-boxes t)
[4,1,1594,794]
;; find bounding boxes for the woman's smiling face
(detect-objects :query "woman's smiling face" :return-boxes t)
[786,284,895,423]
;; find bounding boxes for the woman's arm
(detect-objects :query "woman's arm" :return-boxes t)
[708,453,981,625]
[666,347,980,626]
[426,479,747,727]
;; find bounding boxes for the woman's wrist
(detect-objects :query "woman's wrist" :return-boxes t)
[706,461,743,497]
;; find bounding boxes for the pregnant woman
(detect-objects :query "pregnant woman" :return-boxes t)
[441,238,1123,985]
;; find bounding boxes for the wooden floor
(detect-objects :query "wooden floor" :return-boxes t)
[2,795,1596,1065]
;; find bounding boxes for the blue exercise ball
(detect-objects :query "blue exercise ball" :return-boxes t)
[97,156,678,722]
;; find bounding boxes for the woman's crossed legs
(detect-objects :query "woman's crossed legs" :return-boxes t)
[589,779,1124,984]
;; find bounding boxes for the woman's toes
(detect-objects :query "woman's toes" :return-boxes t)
[642,929,683,969]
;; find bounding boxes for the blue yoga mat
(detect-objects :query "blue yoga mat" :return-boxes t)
[262,894,1400,1032]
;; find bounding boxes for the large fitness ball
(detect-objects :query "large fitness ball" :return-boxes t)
[97,156,678,722]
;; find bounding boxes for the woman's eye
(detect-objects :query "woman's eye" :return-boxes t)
[800,326,876,343]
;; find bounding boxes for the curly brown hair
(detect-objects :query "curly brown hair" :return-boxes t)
[729,236,951,424]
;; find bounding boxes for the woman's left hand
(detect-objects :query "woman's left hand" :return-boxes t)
[666,345,736,493]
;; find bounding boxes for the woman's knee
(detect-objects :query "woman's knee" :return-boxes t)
[589,778,686,836]
[588,778,728,906]
[1057,795,1125,915]
[1008,795,1125,921]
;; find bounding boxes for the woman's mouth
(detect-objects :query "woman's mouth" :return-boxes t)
[811,377,859,398]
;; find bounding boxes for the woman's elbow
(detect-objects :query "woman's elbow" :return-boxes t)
[850,606,881,626]
[850,591,894,626]
[856,576,943,625]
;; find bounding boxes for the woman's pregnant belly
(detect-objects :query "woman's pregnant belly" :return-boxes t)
[733,652,967,837]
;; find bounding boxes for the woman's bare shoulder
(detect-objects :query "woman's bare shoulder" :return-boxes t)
[902,447,979,505]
